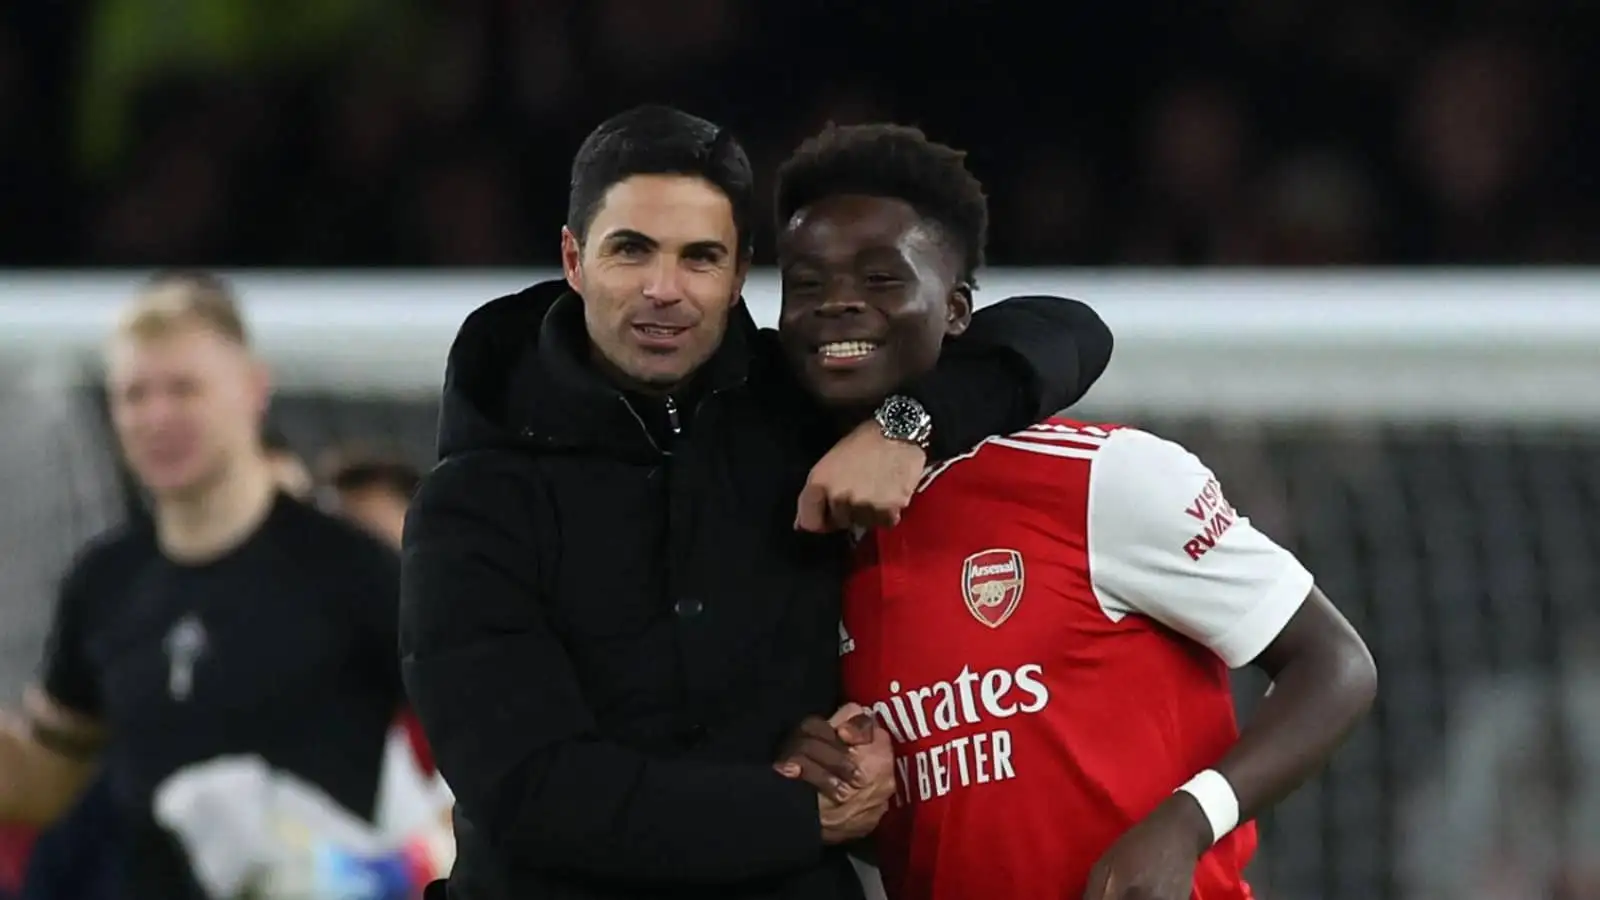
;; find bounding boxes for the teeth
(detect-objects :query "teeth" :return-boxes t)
[819,341,880,359]
[638,325,683,336]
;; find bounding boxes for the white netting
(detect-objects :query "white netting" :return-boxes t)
[0,360,126,702]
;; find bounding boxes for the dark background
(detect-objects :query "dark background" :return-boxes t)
[2,0,1598,268]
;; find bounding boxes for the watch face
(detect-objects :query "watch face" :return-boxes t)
[879,397,928,439]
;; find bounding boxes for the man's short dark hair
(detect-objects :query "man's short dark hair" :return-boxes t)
[567,104,755,254]
[261,424,295,456]
[774,123,988,284]
[320,450,422,501]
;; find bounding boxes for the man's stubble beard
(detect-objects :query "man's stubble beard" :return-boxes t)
[587,285,736,396]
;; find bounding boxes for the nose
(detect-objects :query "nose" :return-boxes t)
[120,396,177,439]
[149,400,193,436]
[815,285,865,317]
[641,257,687,306]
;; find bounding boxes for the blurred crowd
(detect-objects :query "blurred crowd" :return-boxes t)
[1,0,1598,269]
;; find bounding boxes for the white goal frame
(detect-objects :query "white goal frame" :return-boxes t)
[3,268,1598,424]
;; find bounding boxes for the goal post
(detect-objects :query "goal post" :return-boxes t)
[4,267,1599,421]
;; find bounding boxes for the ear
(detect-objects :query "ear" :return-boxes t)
[560,226,584,294]
[246,354,274,420]
[945,283,974,337]
[730,249,752,307]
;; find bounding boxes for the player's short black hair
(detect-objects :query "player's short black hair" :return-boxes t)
[774,123,988,284]
[568,104,755,254]
[321,451,422,501]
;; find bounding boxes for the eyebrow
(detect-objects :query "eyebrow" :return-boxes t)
[603,229,730,257]
[602,229,659,249]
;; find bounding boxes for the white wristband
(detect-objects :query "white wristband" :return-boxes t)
[1175,769,1240,845]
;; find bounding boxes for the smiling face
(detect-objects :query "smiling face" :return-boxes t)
[777,194,972,412]
[561,174,748,392]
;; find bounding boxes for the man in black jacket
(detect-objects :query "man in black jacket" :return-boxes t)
[400,105,1113,900]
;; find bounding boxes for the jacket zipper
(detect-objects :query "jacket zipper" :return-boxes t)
[619,398,663,455]
[665,395,681,435]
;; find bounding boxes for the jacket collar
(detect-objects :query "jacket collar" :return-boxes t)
[508,292,756,457]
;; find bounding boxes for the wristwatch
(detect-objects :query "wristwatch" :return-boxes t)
[873,395,934,450]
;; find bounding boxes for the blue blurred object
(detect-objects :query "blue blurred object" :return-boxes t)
[312,843,427,900]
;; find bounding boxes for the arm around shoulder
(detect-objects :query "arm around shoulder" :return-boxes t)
[902,296,1112,459]
[401,452,825,884]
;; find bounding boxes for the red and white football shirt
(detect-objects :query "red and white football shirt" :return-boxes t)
[839,419,1314,900]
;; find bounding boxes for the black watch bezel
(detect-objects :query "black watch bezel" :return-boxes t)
[874,395,933,449]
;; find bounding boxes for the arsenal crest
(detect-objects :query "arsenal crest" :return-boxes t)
[961,549,1025,628]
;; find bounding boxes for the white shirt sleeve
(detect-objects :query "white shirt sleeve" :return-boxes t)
[1086,429,1314,668]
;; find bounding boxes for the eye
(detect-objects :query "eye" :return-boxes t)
[614,240,650,259]
[863,273,904,289]
[681,247,724,269]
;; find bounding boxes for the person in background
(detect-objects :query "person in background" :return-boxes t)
[319,449,439,782]
[1400,627,1600,900]
[0,271,406,899]
[262,426,313,500]
[319,449,420,549]
[14,417,316,900]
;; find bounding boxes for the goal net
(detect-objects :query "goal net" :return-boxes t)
[6,270,1599,900]
[0,359,130,704]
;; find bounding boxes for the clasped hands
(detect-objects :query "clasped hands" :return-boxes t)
[773,703,895,844]
[773,702,1215,898]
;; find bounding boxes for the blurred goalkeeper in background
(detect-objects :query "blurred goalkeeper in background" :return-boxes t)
[0,272,409,899]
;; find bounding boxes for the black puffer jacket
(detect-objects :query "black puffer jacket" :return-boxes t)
[400,282,1111,899]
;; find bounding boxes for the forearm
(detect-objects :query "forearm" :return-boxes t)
[455,737,824,883]
[1212,643,1377,820]
[406,637,825,884]
[901,348,1030,460]
[0,715,95,826]
[902,296,1112,459]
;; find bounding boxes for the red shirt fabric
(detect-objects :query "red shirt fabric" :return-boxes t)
[841,420,1313,899]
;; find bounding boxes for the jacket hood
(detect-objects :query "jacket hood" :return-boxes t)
[434,280,565,460]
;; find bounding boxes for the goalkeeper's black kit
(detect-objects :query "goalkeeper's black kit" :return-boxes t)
[399,280,1112,900]
[39,493,403,899]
